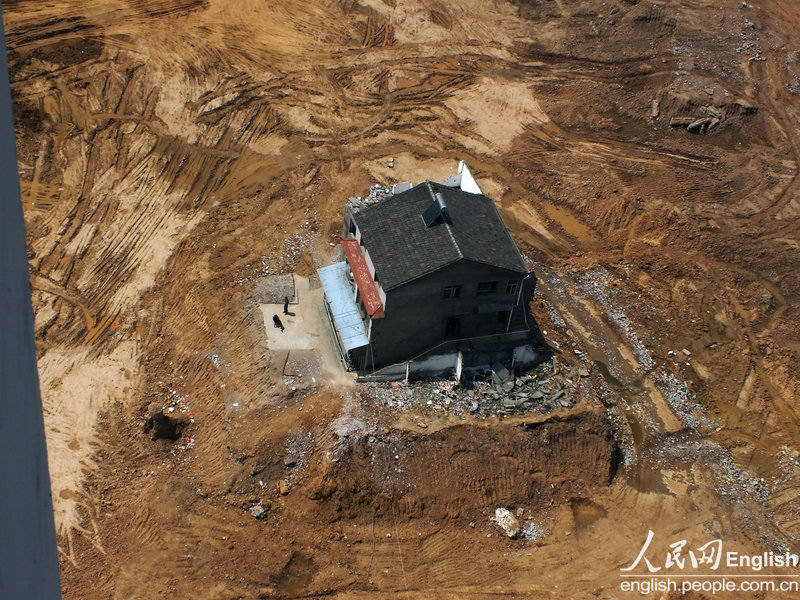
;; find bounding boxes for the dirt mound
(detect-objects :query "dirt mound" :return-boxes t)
[309,409,617,523]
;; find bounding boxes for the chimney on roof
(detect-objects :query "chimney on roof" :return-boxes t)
[422,189,449,227]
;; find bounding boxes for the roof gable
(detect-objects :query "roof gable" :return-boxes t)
[352,181,527,290]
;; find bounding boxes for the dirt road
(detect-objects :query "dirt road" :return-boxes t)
[6,0,800,597]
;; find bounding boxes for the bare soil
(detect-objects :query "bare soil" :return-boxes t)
[6,0,800,597]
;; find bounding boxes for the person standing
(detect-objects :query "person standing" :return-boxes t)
[283,295,289,315]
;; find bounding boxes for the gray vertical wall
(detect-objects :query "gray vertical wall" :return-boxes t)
[368,260,531,366]
[0,8,63,599]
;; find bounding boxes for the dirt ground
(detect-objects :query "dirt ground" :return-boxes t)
[6,0,800,597]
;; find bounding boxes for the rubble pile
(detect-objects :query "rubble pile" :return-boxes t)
[280,229,314,270]
[668,104,727,135]
[346,184,392,213]
[364,360,589,418]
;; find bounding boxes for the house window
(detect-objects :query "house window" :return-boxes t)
[476,281,498,296]
[506,280,519,295]
[442,285,461,299]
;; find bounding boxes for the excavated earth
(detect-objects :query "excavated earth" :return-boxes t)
[6,0,800,598]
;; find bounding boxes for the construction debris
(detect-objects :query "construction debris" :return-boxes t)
[687,117,719,134]
[248,501,268,520]
[363,360,585,418]
[669,106,727,134]
[346,184,392,213]
[493,508,521,538]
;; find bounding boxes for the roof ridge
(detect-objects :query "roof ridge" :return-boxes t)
[425,181,463,259]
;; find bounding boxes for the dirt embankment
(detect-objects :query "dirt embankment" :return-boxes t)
[306,409,617,523]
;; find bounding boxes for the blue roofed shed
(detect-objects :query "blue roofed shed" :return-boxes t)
[317,262,369,366]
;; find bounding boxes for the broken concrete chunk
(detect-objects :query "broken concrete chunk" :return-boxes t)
[492,364,511,384]
[577,368,590,378]
[650,99,660,119]
[249,502,268,520]
[494,507,521,538]
[687,117,714,134]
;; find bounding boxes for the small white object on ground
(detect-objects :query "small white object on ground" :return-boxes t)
[494,507,521,538]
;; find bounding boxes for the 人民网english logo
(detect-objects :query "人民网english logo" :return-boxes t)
[618,530,800,596]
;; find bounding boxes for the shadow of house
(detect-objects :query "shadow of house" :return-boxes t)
[318,161,547,379]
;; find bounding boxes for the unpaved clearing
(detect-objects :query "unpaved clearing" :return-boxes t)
[7,0,800,597]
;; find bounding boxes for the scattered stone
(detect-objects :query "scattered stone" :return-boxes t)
[494,507,521,538]
[278,479,291,495]
[521,520,545,543]
[682,348,692,356]
[578,368,590,378]
[249,502,268,520]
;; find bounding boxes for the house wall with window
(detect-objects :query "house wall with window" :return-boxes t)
[366,259,534,367]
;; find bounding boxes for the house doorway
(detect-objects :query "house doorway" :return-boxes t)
[444,315,462,339]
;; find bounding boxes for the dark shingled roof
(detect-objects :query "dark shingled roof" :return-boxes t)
[352,181,528,290]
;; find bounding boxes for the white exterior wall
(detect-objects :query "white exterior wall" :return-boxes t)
[458,160,483,195]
